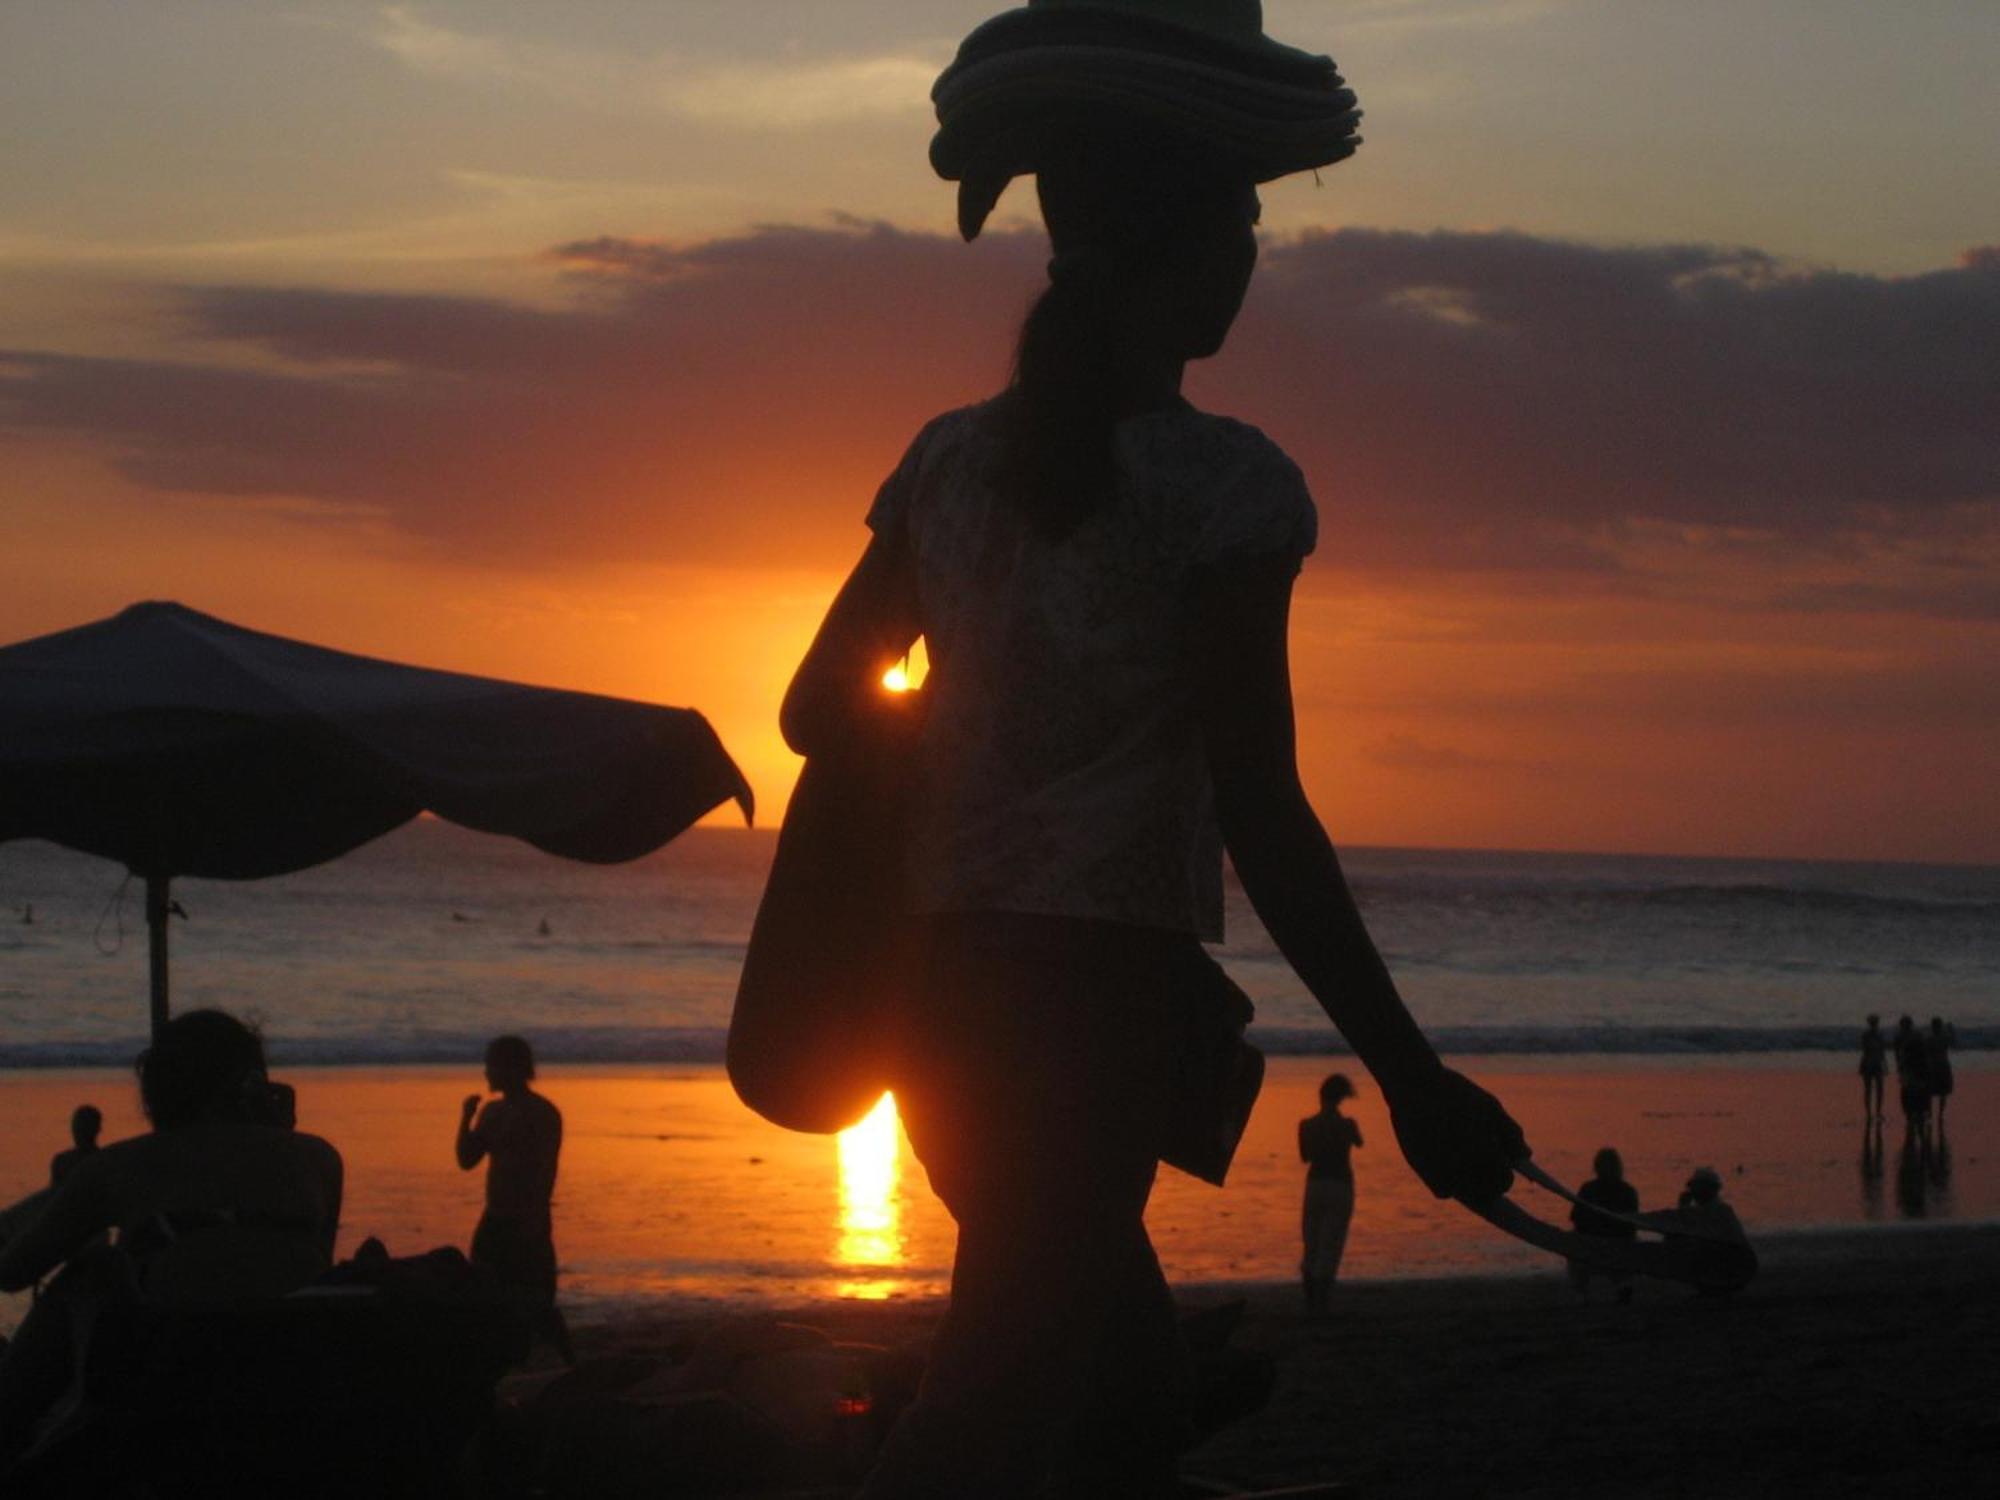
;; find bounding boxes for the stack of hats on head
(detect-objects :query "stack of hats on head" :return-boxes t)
[931,0,1363,239]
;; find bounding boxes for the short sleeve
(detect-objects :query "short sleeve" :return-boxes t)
[864,422,938,541]
[1195,434,1318,573]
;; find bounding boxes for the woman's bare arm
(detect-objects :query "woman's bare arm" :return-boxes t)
[1194,558,1526,1201]
[781,532,920,759]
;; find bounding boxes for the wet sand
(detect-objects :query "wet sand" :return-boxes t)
[2,1057,1989,1337]
[577,1222,2000,1498]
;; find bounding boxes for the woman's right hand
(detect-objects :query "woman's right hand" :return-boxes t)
[1388,1067,1529,1202]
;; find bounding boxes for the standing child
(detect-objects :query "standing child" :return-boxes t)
[1298,1074,1363,1311]
[1857,1015,1887,1122]
[456,1034,573,1364]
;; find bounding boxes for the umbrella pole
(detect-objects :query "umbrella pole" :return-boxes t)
[145,874,171,1039]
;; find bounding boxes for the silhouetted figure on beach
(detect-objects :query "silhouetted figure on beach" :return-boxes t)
[0,1009,342,1469]
[1894,1015,1931,1146]
[1857,1014,1887,1120]
[782,8,1526,1493]
[1925,1017,1955,1130]
[47,1105,102,1188]
[1568,1147,1640,1301]
[1298,1074,1363,1311]
[456,1034,573,1365]
[1664,1166,1744,1245]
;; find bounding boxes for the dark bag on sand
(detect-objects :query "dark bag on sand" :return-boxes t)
[728,688,923,1135]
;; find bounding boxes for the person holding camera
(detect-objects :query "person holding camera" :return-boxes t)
[0,1009,344,1467]
[455,1034,573,1364]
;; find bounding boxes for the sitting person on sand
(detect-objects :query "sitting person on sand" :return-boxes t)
[455,1034,574,1364]
[1657,1166,1745,1245]
[48,1104,102,1188]
[0,1010,343,1467]
[1568,1146,1640,1301]
[1297,1073,1363,1311]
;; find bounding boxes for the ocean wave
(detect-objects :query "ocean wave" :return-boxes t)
[1611,884,2000,918]
[2,1022,1988,1070]
[1344,878,2000,920]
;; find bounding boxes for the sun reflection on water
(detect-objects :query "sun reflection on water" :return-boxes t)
[835,1091,905,1298]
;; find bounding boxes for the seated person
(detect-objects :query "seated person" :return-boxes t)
[1567,1146,1640,1299]
[1651,1165,1745,1243]
[0,1009,343,1466]
[48,1105,103,1189]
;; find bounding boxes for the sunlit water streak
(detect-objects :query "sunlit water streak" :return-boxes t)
[835,1091,906,1299]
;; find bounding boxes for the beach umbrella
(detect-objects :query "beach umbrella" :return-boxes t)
[0,601,753,1035]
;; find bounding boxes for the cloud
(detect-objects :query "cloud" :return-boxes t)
[2,223,1995,605]
[1222,230,2000,575]
[365,6,937,128]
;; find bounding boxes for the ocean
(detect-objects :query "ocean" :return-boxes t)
[2,824,1992,1330]
[2,822,1993,1066]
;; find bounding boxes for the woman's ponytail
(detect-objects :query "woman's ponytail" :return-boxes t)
[1000,248,1125,535]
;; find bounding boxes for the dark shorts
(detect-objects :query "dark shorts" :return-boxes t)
[471,1212,557,1304]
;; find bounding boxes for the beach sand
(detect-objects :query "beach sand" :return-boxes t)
[1,1059,1992,1492]
[575,1222,2000,1498]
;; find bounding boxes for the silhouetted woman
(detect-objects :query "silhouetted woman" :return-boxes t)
[783,5,1527,1495]
[1298,1073,1363,1311]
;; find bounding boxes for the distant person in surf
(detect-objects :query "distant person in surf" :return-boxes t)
[1568,1146,1639,1302]
[1893,1015,1931,1143]
[1298,1073,1363,1311]
[1925,1017,1956,1130]
[47,1104,102,1188]
[455,1034,574,1364]
[1857,1014,1887,1121]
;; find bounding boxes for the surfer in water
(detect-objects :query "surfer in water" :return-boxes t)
[782,4,1528,1493]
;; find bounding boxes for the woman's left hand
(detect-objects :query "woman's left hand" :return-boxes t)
[1388,1067,1529,1202]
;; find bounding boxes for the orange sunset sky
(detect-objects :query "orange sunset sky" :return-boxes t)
[2,2,1995,863]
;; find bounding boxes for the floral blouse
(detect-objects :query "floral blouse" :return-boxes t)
[867,397,1317,940]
